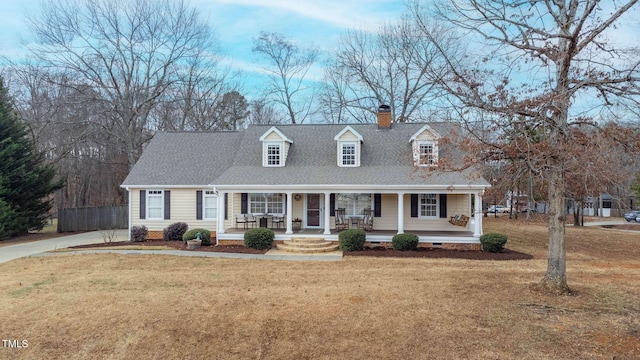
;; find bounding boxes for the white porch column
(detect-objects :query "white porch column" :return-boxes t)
[217,191,226,235]
[474,192,482,237]
[286,191,293,234]
[323,192,331,235]
[397,192,405,234]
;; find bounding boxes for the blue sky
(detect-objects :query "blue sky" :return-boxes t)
[0,0,406,95]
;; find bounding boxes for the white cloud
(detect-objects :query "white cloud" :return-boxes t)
[196,0,401,29]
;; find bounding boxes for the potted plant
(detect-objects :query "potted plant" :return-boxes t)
[186,232,202,250]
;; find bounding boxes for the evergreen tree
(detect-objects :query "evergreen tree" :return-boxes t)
[0,77,63,239]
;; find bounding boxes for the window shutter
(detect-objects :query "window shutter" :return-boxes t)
[139,190,146,219]
[224,193,228,220]
[196,191,203,220]
[439,194,447,218]
[330,193,335,216]
[374,194,382,217]
[410,194,418,218]
[241,193,248,214]
[164,190,171,220]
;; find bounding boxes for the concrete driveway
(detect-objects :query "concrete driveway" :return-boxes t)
[0,230,128,264]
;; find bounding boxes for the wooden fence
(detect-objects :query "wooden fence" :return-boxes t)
[57,205,128,232]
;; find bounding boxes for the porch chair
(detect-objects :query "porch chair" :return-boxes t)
[334,208,348,231]
[362,209,374,231]
[246,214,257,228]
[235,214,247,229]
[271,214,285,229]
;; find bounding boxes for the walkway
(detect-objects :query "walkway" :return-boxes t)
[0,230,343,264]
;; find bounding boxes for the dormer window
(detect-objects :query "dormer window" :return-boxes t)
[419,141,435,165]
[260,126,292,167]
[334,126,363,167]
[410,125,441,167]
[266,143,281,166]
[341,142,357,166]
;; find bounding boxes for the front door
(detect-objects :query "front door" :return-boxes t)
[306,194,322,227]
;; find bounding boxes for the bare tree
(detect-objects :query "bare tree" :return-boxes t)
[247,99,284,125]
[27,0,219,169]
[412,0,640,293]
[252,32,319,124]
[320,16,457,123]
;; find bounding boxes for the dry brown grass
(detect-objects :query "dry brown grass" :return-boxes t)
[1,217,639,359]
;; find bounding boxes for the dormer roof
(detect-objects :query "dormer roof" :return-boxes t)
[410,124,441,142]
[259,126,293,143]
[333,125,363,142]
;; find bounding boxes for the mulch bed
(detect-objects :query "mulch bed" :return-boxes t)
[69,240,532,260]
[70,240,269,254]
[345,246,533,260]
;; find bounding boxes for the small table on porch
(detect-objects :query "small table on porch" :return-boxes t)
[348,216,362,229]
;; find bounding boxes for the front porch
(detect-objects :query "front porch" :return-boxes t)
[217,225,477,245]
[214,190,485,248]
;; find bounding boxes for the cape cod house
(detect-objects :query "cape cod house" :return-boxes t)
[121,106,491,249]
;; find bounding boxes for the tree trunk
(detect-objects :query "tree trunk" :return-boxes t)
[541,153,570,294]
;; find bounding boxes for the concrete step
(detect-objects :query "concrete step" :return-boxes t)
[288,237,327,244]
[276,239,339,254]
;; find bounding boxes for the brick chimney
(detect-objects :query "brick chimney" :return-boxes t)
[377,105,391,129]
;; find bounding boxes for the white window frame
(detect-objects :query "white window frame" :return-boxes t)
[340,142,358,167]
[418,141,436,166]
[249,193,285,215]
[147,190,164,220]
[265,142,282,167]
[336,193,372,217]
[419,193,439,218]
[203,190,218,220]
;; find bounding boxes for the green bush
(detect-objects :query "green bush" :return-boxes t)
[130,225,148,242]
[338,229,366,252]
[392,233,419,251]
[163,222,188,241]
[244,228,275,250]
[480,232,508,253]
[183,228,212,246]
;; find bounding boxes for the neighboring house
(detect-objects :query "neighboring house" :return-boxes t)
[121,106,491,249]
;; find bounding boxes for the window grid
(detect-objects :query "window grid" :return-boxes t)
[420,194,437,217]
[250,193,284,214]
[341,143,356,166]
[336,193,372,217]
[267,144,281,166]
[419,143,434,165]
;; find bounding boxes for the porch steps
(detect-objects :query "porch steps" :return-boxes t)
[276,237,339,254]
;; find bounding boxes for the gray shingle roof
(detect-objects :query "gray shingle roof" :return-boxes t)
[121,123,490,188]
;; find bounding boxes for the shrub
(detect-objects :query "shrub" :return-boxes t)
[163,222,188,241]
[244,228,275,250]
[338,229,366,252]
[183,228,212,246]
[130,225,148,242]
[392,233,419,251]
[480,232,508,253]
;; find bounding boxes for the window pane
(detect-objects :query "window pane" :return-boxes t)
[267,144,281,165]
[204,194,217,219]
[250,194,266,214]
[342,143,356,165]
[249,193,284,214]
[336,193,371,216]
[148,192,163,219]
[420,194,437,217]
[420,143,434,165]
